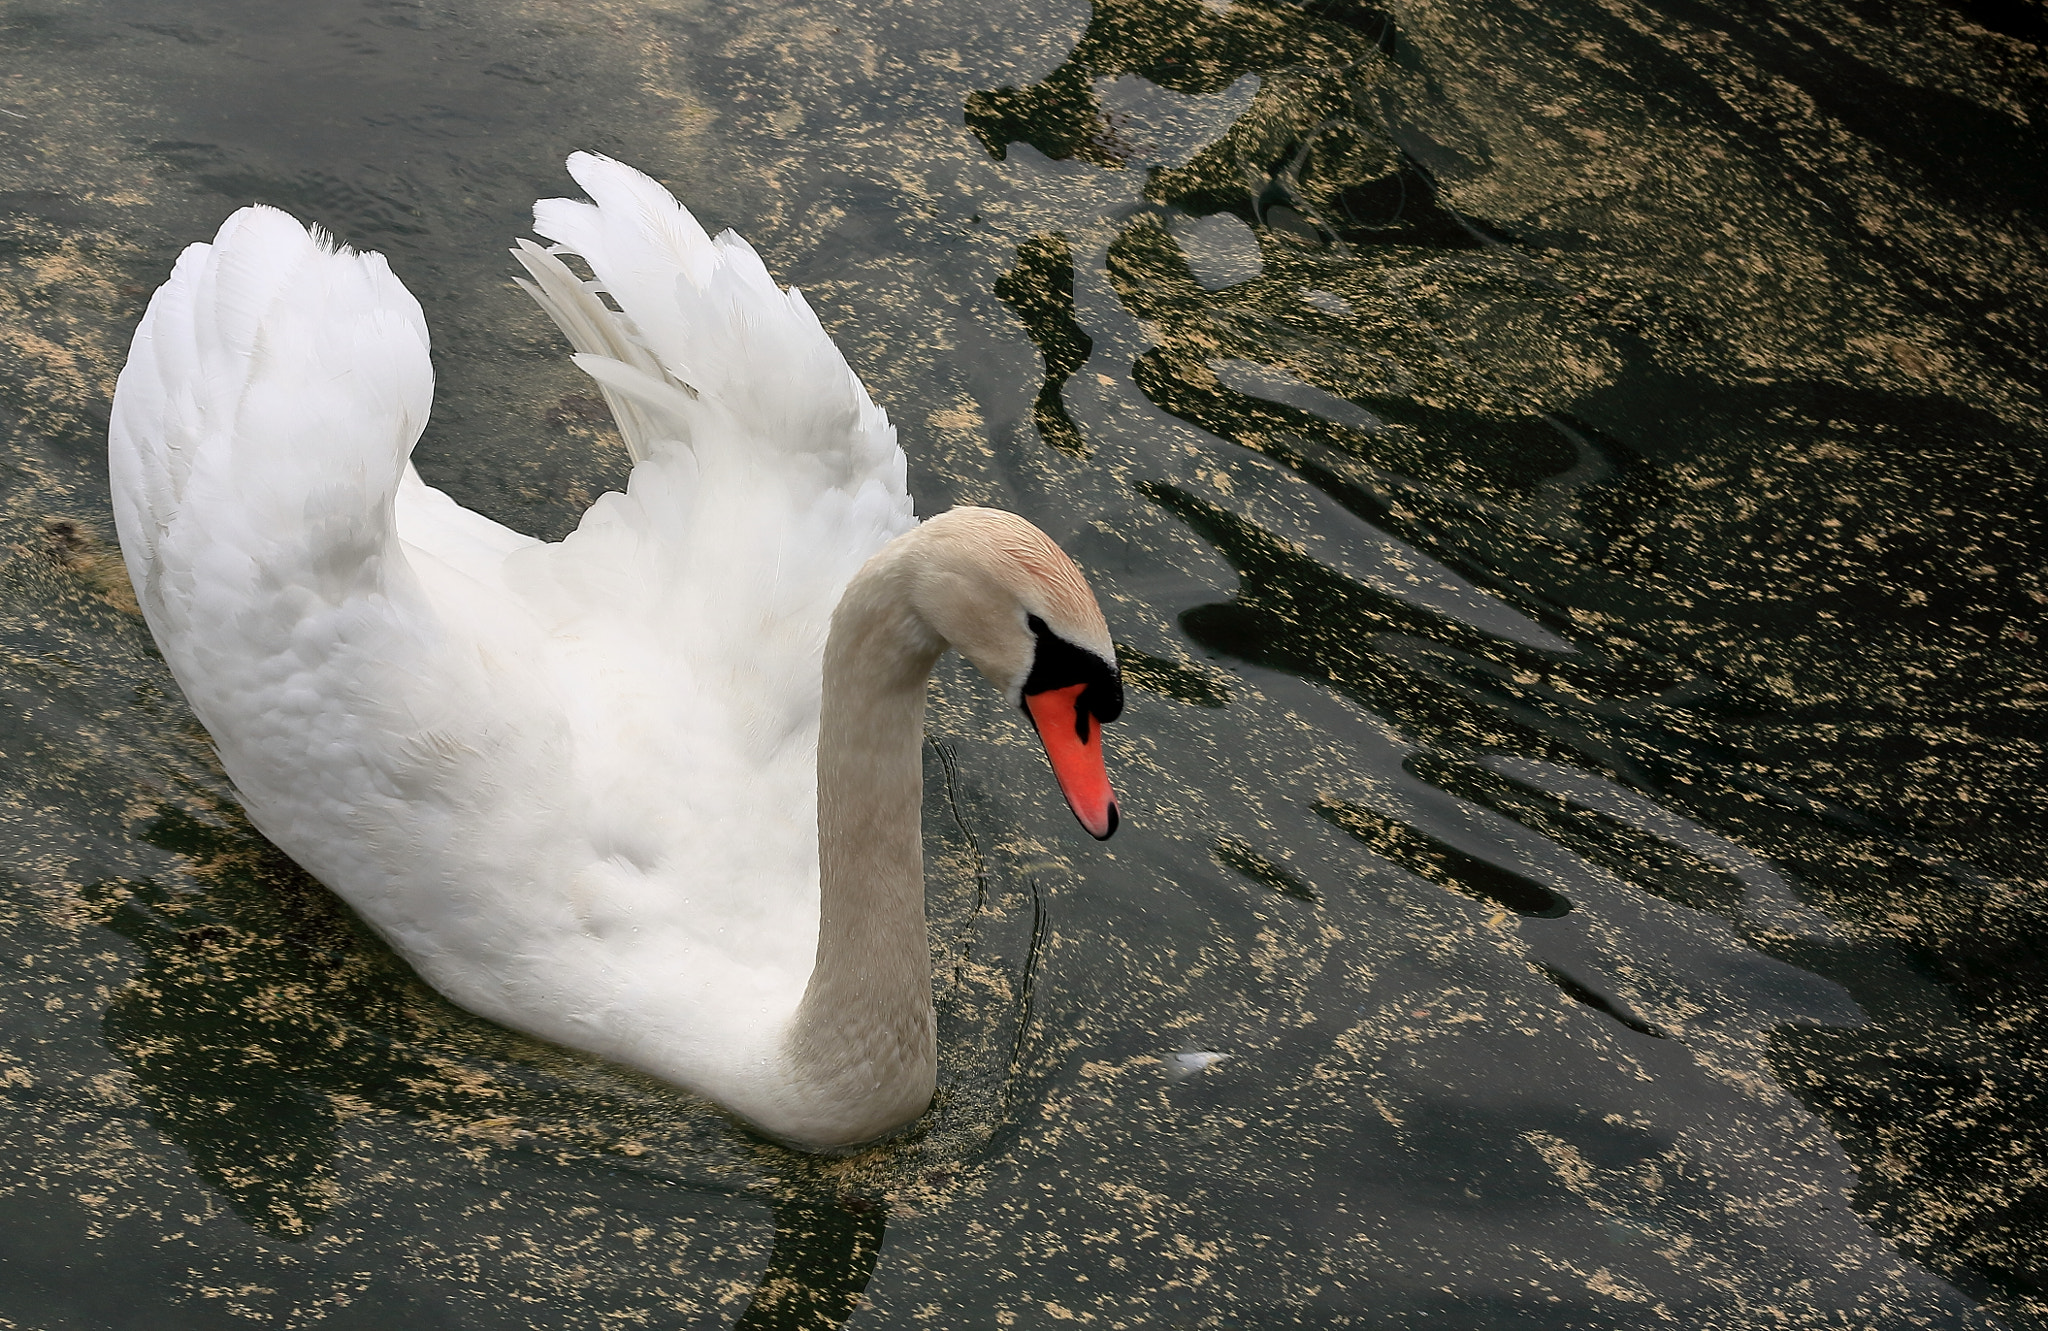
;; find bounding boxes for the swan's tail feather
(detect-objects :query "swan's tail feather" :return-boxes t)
[109,204,432,627]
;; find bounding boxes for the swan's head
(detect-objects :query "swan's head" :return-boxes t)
[908,507,1123,840]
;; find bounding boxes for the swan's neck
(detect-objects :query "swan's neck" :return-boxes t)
[780,542,945,1147]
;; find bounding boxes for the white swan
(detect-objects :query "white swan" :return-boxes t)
[107,153,1124,1150]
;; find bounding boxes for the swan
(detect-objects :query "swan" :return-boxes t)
[107,153,1125,1150]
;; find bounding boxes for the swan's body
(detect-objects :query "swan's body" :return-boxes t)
[107,154,1122,1149]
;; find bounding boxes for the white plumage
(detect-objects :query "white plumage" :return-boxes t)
[110,153,916,1117]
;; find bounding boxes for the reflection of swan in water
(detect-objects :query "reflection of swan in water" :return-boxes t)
[108,153,1125,1151]
[733,1190,889,1331]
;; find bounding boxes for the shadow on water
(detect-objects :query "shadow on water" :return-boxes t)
[91,807,460,1237]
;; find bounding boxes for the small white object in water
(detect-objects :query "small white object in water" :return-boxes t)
[1170,1049,1232,1081]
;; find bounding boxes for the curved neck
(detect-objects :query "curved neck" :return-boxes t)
[781,539,946,1147]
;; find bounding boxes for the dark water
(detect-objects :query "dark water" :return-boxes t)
[2,0,2044,1325]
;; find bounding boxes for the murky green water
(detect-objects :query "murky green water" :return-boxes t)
[2,0,2043,1325]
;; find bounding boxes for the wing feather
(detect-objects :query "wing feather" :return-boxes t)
[511,153,916,762]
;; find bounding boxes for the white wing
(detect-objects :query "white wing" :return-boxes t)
[109,206,433,622]
[108,206,568,976]
[507,151,916,771]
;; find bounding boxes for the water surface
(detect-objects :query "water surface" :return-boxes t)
[1,0,2043,1325]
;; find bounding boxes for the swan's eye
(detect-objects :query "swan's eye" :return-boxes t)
[1022,613,1123,735]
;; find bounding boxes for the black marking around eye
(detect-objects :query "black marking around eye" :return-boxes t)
[1023,614,1123,738]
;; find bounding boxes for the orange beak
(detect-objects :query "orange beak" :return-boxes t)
[1023,683,1119,840]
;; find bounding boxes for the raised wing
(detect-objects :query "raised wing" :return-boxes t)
[109,206,433,636]
[103,206,572,953]
[502,153,917,766]
[525,152,904,492]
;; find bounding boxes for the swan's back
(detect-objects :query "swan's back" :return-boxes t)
[108,155,917,1095]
